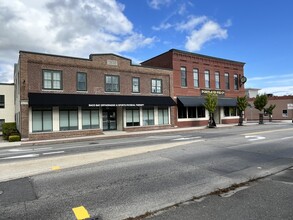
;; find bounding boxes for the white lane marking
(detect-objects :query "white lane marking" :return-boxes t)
[173,136,202,141]
[42,151,65,155]
[1,154,39,160]
[8,148,33,152]
[281,136,293,140]
[245,135,266,141]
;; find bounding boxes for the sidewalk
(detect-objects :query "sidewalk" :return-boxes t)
[0,123,243,149]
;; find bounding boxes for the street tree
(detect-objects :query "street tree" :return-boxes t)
[236,95,248,126]
[265,104,276,122]
[253,94,268,124]
[204,93,218,128]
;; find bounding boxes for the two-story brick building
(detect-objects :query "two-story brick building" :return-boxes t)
[141,49,246,127]
[14,51,175,141]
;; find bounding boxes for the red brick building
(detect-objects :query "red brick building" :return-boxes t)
[142,49,246,127]
[14,51,175,141]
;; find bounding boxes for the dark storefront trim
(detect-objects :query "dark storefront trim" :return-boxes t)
[177,96,237,107]
[28,93,176,107]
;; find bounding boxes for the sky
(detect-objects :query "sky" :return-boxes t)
[1,0,293,96]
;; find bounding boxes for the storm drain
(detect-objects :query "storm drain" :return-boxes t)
[0,177,37,206]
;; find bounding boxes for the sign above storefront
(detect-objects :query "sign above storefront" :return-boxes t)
[201,89,225,96]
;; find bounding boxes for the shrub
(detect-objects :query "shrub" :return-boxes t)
[8,135,21,142]
[2,122,18,140]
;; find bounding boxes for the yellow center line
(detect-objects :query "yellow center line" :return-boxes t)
[72,206,90,220]
[242,127,293,136]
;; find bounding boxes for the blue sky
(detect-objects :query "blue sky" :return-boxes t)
[1,0,293,95]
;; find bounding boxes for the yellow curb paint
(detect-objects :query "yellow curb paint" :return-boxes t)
[51,166,61,171]
[72,206,90,220]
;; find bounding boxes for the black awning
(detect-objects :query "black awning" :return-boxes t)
[28,93,176,107]
[218,98,237,106]
[177,96,237,107]
[177,96,205,107]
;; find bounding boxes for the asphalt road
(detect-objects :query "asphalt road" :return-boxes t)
[147,168,293,220]
[0,123,293,220]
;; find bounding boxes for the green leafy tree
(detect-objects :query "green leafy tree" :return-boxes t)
[253,94,268,124]
[204,93,218,128]
[236,96,248,126]
[265,104,276,122]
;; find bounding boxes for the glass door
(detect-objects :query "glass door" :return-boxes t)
[102,107,117,130]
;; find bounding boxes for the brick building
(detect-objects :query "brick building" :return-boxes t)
[245,95,293,121]
[14,51,175,141]
[142,49,246,127]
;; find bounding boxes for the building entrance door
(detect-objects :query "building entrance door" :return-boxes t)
[102,107,117,130]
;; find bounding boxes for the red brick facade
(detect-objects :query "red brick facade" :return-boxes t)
[15,51,175,141]
[142,49,246,127]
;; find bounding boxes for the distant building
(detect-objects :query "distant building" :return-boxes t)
[245,88,260,98]
[142,49,246,127]
[0,83,15,131]
[245,95,293,121]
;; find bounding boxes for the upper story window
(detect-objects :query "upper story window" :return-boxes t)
[0,95,4,108]
[234,74,239,90]
[105,75,120,92]
[77,72,87,91]
[225,73,230,90]
[132,77,140,93]
[215,72,220,89]
[193,68,199,88]
[43,70,62,90]
[151,79,162,94]
[205,70,210,88]
[181,67,187,87]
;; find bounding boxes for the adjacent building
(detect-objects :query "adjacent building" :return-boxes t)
[14,51,175,141]
[141,49,246,127]
[0,83,15,131]
[245,95,293,121]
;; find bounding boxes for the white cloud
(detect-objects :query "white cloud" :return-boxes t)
[148,0,172,10]
[0,0,154,83]
[259,86,293,96]
[185,20,228,51]
[176,16,207,31]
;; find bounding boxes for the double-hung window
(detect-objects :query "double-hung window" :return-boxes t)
[151,79,162,94]
[234,74,239,90]
[215,72,220,89]
[77,72,87,91]
[43,70,62,90]
[193,68,199,88]
[132,77,140,93]
[205,70,210,88]
[181,67,187,87]
[225,73,230,90]
[105,75,120,92]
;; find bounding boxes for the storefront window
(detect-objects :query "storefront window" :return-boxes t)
[82,109,99,129]
[158,107,169,125]
[178,106,187,118]
[143,107,154,126]
[32,108,52,132]
[224,106,238,117]
[188,107,197,118]
[59,108,78,130]
[126,107,140,126]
